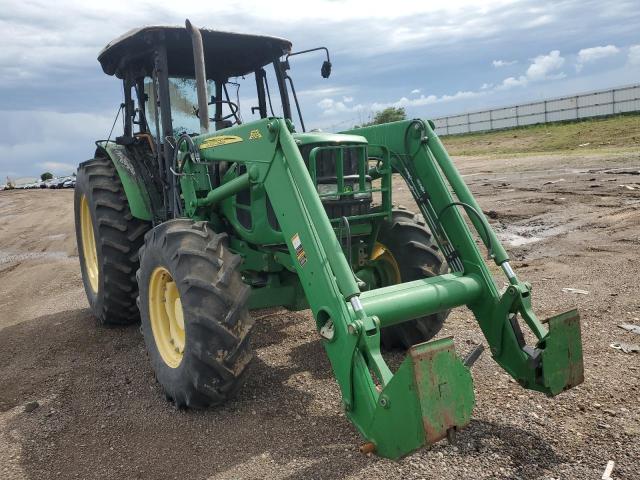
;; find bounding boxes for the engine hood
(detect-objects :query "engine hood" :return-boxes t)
[293,132,367,147]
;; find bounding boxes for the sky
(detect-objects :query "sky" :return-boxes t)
[1,0,639,180]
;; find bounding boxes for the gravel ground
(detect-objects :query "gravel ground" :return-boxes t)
[0,150,639,479]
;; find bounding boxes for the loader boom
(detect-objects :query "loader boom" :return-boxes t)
[178,117,584,458]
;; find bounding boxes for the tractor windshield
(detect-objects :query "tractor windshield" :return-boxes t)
[144,63,290,137]
[145,78,215,136]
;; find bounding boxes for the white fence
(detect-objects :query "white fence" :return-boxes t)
[432,84,640,136]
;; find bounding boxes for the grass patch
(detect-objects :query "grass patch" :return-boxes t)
[440,113,640,156]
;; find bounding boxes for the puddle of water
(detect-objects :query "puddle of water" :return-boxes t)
[45,233,67,241]
[498,232,543,247]
[496,220,576,247]
[0,214,19,224]
[0,250,73,265]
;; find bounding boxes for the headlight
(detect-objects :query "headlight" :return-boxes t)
[354,181,372,199]
[318,181,371,200]
[317,183,338,200]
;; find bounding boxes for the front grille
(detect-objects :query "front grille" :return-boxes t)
[298,143,372,219]
[298,144,361,182]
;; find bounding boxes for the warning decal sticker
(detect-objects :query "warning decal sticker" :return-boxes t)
[291,233,307,267]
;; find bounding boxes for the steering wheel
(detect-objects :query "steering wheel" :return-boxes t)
[193,99,239,122]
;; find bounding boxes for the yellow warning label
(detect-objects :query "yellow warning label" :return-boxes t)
[199,135,243,149]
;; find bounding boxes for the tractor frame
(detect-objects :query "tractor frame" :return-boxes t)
[81,21,584,458]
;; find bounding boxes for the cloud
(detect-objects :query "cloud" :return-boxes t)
[628,45,640,65]
[2,1,640,172]
[39,161,77,172]
[498,50,565,89]
[575,45,620,71]
[499,76,527,88]
[317,37,633,126]
[492,59,517,68]
[577,45,620,63]
[317,98,364,116]
[318,89,485,117]
[1,0,626,86]
[526,50,565,80]
[0,109,113,178]
[297,86,351,99]
[342,96,354,103]
[370,90,484,111]
[523,14,555,28]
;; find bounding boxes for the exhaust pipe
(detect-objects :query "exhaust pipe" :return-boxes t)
[185,19,209,134]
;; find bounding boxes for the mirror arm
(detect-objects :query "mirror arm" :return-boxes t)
[285,47,332,78]
[286,46,331,64]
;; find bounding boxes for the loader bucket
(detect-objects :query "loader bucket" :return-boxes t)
[539,309,584,395]
[365,337,475,459]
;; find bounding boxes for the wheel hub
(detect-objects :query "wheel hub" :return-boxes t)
[148,266,185,368]
[370,242,402,286]
[80,194,99,293]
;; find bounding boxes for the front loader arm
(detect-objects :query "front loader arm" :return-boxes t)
[344,119,584,396]
[190,117,583,458]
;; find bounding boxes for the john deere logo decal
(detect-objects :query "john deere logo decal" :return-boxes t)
[249,129,262,140]
[199,135,243,149]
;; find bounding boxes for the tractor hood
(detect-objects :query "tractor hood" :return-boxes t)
[293,132,367,147]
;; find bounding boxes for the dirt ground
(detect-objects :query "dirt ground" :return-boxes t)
[1,150,639,479]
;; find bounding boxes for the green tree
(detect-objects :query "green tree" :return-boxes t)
[360,107,407,127]
[40,172,53,181]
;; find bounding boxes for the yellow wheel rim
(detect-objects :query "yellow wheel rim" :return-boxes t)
[148,267,185,368]
[80,194,99,293]
[371,242,402,285]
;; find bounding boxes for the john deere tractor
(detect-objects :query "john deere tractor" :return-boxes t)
[74,21,584,458]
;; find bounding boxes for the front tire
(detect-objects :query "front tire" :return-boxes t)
[375,209,449,350]
[74,157,150,325]
[137,219,254,408]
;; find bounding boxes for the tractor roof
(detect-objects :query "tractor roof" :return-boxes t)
[98,25,292,80]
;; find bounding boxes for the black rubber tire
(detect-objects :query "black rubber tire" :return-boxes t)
[74,157,150,325]
[377,208,449,350]
[137,219,254,408]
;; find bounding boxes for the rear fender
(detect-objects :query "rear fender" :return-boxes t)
[95,142,153,221]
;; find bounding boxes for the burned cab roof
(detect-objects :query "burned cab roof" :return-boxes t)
[98,25,292,80]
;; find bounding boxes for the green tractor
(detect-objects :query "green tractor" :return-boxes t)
[74,21,584,458]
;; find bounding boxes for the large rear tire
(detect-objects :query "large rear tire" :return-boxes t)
[375,209,449,350]
[74,157,150,325]
[137,219,254,408]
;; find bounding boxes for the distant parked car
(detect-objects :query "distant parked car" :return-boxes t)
[48,178,66,189]
[63,179,76,188]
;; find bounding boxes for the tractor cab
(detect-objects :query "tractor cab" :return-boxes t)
[99,24,306,136]
[98,23,371,224]
[98,24,343,140]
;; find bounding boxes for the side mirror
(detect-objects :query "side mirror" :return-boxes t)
[321,60,332,78]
